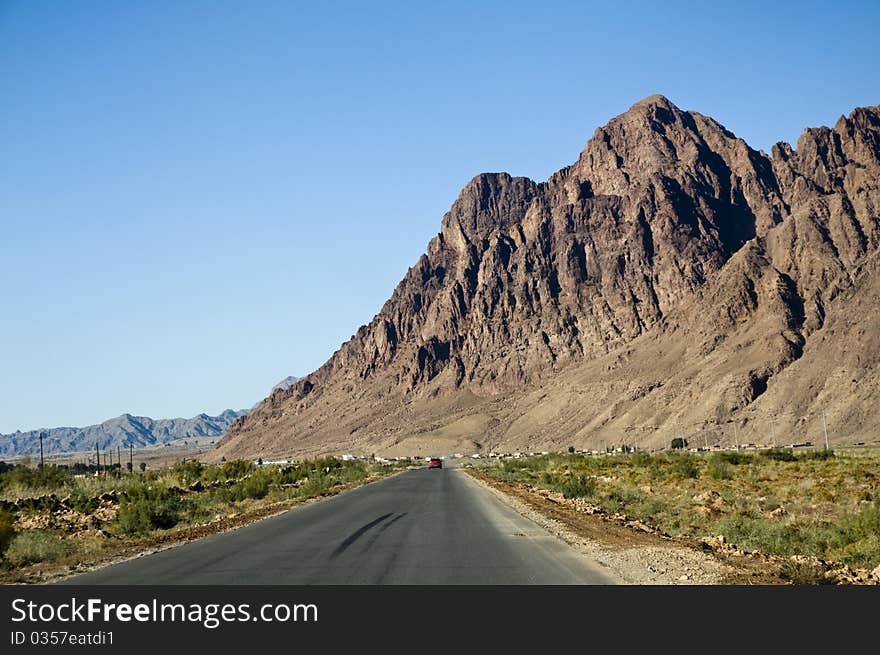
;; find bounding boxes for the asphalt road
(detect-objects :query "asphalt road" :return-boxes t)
[63,468,619,584]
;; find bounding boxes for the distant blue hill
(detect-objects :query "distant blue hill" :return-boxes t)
[0,409,249,458]
[0,375,301,458]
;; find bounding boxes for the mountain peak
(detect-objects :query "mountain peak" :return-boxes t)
[629,93,678,111]
[216,97,880,461]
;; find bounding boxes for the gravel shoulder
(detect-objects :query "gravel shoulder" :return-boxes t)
[464,468,781,584]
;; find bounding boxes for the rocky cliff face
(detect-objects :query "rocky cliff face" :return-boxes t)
[216,96,880,459]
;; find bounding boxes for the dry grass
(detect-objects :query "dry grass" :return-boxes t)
[483,447,880,570]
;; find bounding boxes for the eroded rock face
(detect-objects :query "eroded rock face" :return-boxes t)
[217,96,880,459]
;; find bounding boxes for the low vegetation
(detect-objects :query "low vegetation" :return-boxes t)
[0,456,407,577]
[483,447,880,571]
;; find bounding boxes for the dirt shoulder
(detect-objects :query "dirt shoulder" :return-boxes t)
[465,468,797,585]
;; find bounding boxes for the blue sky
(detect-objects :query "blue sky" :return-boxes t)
[1,1,878,433]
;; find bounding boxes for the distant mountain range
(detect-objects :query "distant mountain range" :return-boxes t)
[0,410,248,458]
[1,376,299,458]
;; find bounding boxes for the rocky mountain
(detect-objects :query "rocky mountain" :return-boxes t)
[0,409,248,457]
[215,95,880,460]
[271,376,300,394]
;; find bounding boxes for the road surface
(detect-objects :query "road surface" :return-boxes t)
[63,468,619,584]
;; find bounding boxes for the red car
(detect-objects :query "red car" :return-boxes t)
[428,457,443,469]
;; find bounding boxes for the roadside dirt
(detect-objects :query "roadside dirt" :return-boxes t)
[464,469,783,585]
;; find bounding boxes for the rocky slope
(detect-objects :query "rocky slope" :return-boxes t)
[216,96,880,460]
[270,376,300,394]
[1,410,248,457]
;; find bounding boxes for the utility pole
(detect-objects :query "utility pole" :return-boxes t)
[704,432,708,451]
[39,431,45,468]
[130,444,133,473]
[117,445,121,472]
[96,442,100,475]
[733,422,739,450]
[822,410,830,450]
[769,416,776,448]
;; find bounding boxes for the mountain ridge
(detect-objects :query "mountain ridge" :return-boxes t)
[216,95,880,460]
[0,410,249,458]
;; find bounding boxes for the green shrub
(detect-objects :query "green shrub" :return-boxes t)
[227,473,271,501]
[204,459,254,483]
[715,451,754,465]
[838,501,880,541]
[713,515,827,558]
[333,463,368,485]
[67,489,98,514]
[1,464,72,490]
[761,448,797,462]
[114,487,187,535]
[671,455,700,479]
[778,559,834,585]
[708,461,733,480]
[556,474,596,499]
[296,473,333,498]
[276,465,307,485]
[798,449,835,461]
[4,530,71,566]
[830,501,880,567]
[171,459,204,484]
[708,455,733,480]
[0,510,15,558]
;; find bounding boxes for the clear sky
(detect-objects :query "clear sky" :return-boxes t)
[1,1,878,433]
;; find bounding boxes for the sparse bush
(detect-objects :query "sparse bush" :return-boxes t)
[762,448,797,462]
[114,487,187,535]
[798,449,835,461]
[276,464,306,486]
[67,489,98,514]
[296,472,333,498]
[333,462,369,485]
[556,474,596,499]
[4,530,71,567]
[713,515,827,558]
[671,455,700,479]
[708,462,732,480]
[603,486,648,514]
[226,473,271,501]
[708,455,733,480]
[204,459,253,483]
[1,464,72,491]
[0,510,15,559]
[171,459,204,484]
[831,501,880,567]
[778,559,834,585]
[715,451,754,465]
